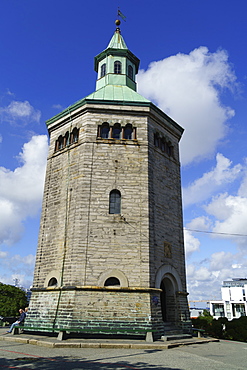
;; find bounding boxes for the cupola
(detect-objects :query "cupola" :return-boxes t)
[94,20,140,91]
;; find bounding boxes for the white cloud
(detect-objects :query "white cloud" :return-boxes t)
[183,153,242,207]
[206,194,247,246]
[52,104,64,110]
[210,251,235,270]
[0,251,8,258]
[137,47,236,165]
[186,250,247,301]
[184,229,200,258]
[0,135,48,245]
[187,216,212,231]
[0,100,41,125]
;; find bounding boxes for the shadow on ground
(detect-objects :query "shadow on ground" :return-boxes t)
[0,352,181,370]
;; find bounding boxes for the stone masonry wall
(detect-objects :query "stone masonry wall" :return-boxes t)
[26,288,164,338]
[147,114,188,293]
[30,103,190,334]
[33,106,151,289]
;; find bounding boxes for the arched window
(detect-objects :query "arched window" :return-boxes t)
[65,131,70,146]
[109,189,121,214]
[101,63,106,78]
[167,142,173,157]
[71,127,79,143]
[154,133,159,147]
[124,124,133,140]
[101,123,110,138]
[58,135,64,150]
[161,138,165,152]
[114,60,122,74]
[112,123,121,139]
[128,65,133,80]
[104,277,120,287]
[48,277,58,287]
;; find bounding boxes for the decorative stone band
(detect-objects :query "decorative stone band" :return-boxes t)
[31,286,162,293]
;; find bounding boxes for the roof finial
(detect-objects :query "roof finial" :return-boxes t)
[115,19,121,33]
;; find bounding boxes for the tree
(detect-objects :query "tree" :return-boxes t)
[0,283,28,317]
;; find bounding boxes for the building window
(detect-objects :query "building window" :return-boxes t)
[124,124,133,139]
[101,63,106,77]
[54,128,79,152]
[112,123,121,139]
[154,132,174,157]
[109,189,121,214]
[101,123,110,138]
[65,131,70,146]
[48,277,58,287]
[104,277,120,286]
[128,65,133,80]
[154,133,159,147]
[58,135,64,150]
[71,127,79,143]
[98,123,136,141]
[114,60,122,74]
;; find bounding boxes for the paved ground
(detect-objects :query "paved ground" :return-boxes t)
[0,328,246,369]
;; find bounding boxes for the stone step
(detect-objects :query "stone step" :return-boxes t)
[161,334,193,341]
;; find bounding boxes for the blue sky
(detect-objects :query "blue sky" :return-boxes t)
[0,0,247,304]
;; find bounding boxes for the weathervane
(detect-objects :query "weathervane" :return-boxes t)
[115,7,126,32]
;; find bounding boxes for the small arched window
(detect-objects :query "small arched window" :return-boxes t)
[154,133,159,147]
[109,189,121,214]
[58,135,64,150]
[65,131,70,146]
[128,65,133,80]
[124,124,133,140]
[101,63,106,78]
[71,128,79,143]
[101,123,110,138]
[167,142,173,157]
[104,277,120,287]
[48,277,58,287]
[161,138,165,152]
[112,123,121,139]
[114,61,122,74]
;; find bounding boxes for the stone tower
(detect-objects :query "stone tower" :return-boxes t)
[26,22,191,338]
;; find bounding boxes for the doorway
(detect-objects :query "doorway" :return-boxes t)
[160,276,177,322]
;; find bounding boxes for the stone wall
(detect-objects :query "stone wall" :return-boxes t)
[29,102,191,336]
[26,287,164,338]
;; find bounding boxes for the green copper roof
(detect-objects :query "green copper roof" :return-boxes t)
[85,84,150,102]
[107,28,128,49]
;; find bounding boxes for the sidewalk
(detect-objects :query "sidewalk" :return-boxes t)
[0,327,218,349]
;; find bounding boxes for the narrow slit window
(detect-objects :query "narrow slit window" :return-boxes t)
[109,189,121,214]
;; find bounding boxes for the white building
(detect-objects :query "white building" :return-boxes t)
[210,278,247,320]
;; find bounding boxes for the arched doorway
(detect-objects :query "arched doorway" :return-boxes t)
[160,276,177,323]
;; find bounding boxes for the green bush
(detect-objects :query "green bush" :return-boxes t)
[192,313,247,342]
